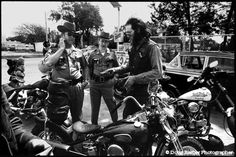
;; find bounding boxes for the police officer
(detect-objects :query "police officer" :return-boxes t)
[87,32,119,125]
[38,21,88,125]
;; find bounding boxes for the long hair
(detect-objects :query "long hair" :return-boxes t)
[125,17,150,47]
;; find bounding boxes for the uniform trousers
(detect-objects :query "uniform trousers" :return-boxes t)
[47,81,84,125]
[89,78,118,125]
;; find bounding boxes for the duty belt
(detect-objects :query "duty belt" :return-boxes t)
[50,77,83,86]
[91,74,112,83]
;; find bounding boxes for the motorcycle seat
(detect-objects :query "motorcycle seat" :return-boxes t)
[72,121,101,134]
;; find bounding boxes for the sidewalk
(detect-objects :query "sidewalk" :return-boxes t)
[1,51,43,59]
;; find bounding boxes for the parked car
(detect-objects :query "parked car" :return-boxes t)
[164,51,235,107]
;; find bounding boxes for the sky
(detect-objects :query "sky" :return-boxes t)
[1,1,154,38]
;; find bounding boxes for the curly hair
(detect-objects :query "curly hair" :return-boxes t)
[125,17,151,47]
[125,17,150,38]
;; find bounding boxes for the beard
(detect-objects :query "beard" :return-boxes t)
[131,31,143,47]
[65,38,75,48]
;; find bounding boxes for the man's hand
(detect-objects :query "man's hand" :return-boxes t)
[25,138,53,155]
[59,38,65,49]
[100,68,115,76]
[124,75,136,93]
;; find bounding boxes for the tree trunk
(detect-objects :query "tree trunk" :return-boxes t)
[80,34,84,48]
[86,30,90,46]
[221,1,234,51]
[183,2,194,51]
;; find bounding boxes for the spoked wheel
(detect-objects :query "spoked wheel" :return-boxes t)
[37,130,64,143]
[155,136,204,156]
[31,123,71,143]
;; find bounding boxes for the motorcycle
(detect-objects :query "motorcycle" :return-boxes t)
[30,80,204,156]
[6,78,49,119]
[114,65,180,100]
[166,61,235,147]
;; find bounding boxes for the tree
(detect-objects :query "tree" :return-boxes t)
[14,23,46,44]
[149,2,234,51]
[49,2,103,48]
[7,35,26,43]
[220,1,235,50]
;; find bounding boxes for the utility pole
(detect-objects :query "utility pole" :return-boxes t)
[45,12,48,41]
[110,2,122,51]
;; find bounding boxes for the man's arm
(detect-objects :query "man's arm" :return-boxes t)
[132,44,163,84]
[80,54,90,81]
[38,38,65,74]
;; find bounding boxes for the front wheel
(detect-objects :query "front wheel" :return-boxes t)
[156,136,204,156]
[31,123,71,143]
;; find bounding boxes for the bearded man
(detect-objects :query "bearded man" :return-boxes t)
[101,17,163,118]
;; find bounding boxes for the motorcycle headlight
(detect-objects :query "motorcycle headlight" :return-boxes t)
[188,102,199,113]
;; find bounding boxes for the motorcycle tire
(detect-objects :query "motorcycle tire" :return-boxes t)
[31,123,72,143]
[227,113,235,138]
[155,136,204,156]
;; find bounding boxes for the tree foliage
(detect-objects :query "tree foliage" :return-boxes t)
[13,23,46,44]
[49,2,103,47]
[149,1,235,51]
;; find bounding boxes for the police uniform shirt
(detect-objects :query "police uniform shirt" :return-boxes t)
[39,45,85,82]
[88,48,119,77]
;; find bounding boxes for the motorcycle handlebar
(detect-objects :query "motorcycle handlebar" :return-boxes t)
[195,68,230,85]
[112,96,145,114]
[10,106,43,114]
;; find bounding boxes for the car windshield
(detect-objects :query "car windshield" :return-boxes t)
[181,56,205,70]
[208,57,234,72]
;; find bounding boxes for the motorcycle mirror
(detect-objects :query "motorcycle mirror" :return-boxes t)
[209,60,218,68]
[187,76,195,82]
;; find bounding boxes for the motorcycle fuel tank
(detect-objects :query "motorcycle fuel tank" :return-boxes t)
[178,87,212,101]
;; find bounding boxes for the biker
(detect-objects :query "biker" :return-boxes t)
[2,57,25,96]
[2,57,26,106]
[1,87,53,156]
[101,17,163,118]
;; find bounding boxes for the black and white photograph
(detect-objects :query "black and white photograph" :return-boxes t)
[1,1,235,156]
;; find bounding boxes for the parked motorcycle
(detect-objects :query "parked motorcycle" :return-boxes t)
[30,80,204,156]
[167,61,235,143]
[114,65,180,100]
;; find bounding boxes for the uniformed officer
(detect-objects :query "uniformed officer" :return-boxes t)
[87,32,119,125]
[38,21,88,125]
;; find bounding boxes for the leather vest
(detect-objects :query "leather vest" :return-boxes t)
[128,40,152,75]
